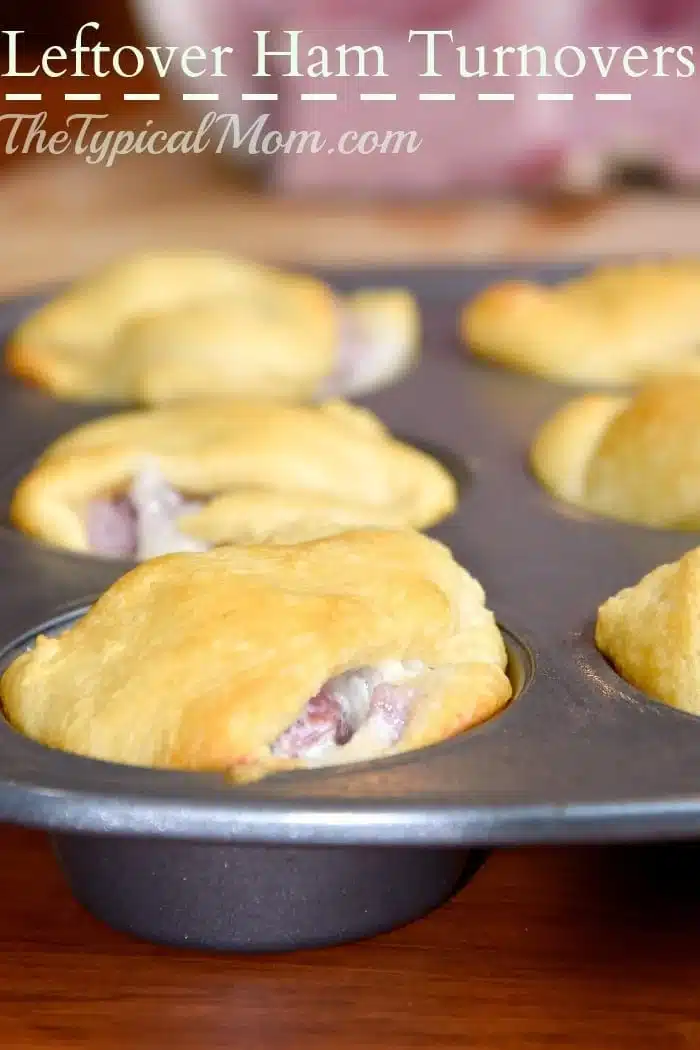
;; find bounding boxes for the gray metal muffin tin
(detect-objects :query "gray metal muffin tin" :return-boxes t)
[0,265,698,953]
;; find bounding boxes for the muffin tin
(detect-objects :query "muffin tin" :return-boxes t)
[0,265,700,954]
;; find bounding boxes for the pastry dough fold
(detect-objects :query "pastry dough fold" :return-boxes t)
[462,260,700,385]
[7,251,419,402]
[596,547,700,715]
[531,377,700,528]
[1,529,512,779]
[11,399,458,555]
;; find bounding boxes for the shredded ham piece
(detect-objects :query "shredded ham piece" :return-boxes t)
[271,661,425,765]
[85,496,138,559]
[86,459,206,560]
[318,304,408,399]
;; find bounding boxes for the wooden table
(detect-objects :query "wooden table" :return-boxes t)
[4,65,700,1050]
[4,828,700,1048]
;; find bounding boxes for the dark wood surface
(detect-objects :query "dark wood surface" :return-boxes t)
[2,826,700,1048]
[0,0,140,50]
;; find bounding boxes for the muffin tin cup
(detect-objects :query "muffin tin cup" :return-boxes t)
[2,265,700,953]
[52,835,482,953]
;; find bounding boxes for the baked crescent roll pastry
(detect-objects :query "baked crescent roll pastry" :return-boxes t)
[0,529,512,780]
[596,547,700,715]
[530,377,700,528]
[6,251,419,403]
[461,260,700,385]
[11,399,457,558]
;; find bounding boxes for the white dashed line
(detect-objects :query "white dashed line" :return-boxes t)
[208,90,637,107]
[5,93,42,102]
[64,93,102,101]
[123,93,161,102]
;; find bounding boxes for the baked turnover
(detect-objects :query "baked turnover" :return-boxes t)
[596,546,700,716]
[0,529,512,780]
[461,259,700,385]
[7,250,419,403]
[11,399,457,558]
[530,377,700,528]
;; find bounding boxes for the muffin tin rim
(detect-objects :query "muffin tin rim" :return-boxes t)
[0,601,534,821]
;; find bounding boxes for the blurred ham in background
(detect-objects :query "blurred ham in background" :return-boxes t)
[130,0,700,195]
[3,0,698,197]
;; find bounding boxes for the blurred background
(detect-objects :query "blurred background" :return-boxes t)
[0,0,699,287]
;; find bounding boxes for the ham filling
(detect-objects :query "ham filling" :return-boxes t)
[86,459,208,560]
[271,660,427,766]
[316,303,409,399]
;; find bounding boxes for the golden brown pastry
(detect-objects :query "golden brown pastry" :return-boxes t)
[461,259,700,385]
[596,546,700,715]
[7,250,419,403]
[11,399,457,558]
[530,377,700,528]
[0,529,512,780]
